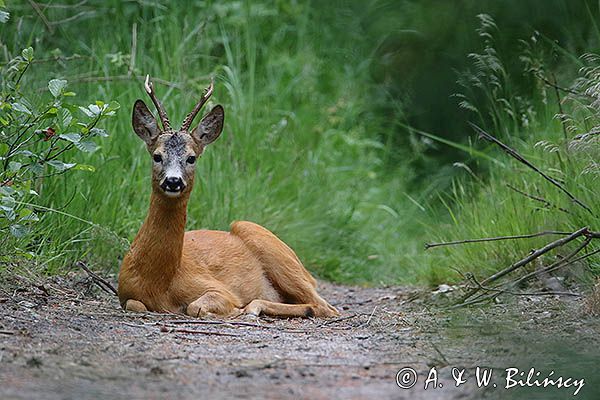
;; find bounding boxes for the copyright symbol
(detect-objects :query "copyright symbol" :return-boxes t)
[396,367,418,389]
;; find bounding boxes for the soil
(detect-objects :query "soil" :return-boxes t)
[1,272,599,400]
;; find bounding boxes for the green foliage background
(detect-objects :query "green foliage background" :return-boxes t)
[1,0,599,287]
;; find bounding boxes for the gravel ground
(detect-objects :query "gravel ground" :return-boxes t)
[1,273,599,399]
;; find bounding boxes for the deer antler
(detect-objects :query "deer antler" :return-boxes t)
[180,79,214,131]
[144,75,171,131]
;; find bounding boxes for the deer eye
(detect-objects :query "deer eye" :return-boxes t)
[153,154,162,163]
[186,156,196,164]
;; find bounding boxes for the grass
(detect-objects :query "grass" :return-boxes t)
[1,1,431,284]
[1,1,599,289]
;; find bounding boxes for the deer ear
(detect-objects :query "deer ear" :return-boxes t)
[132,100,160,147]
[191,105,224,147]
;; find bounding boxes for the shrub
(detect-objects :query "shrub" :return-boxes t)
[0,47,118,256]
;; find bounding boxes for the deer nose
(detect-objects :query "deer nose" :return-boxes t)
[162,177,185,192]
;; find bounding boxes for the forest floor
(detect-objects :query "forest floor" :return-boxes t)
[0,272,599,400]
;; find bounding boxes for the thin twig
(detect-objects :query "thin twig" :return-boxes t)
[536,72,583,97]
[67,74,183,89]
[550,73,569,140]
[0,330,15,335]
[48,10,95,26]
[162,319,311,333]
[506,184,570,214]
[30,0,88,9]
[27,0,54,33]
[317,314,359,327]
[425,230,572,250]
[467,272,581,299]
[163,327,240,337]
[75,261,118,296]
[471,122,594,215]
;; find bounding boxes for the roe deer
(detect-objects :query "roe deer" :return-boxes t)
[117,76,339,318]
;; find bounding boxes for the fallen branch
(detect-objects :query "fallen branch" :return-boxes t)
[425,230,573,250]
[75,261,118,296]
[455,227,600,307]
[466,272,581,299]
[512,242,600,290]
[470,122,594,215]
[478,227,590,287]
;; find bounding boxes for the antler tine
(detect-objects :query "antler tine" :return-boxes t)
[144,75,171,130]
[180,79,214,131]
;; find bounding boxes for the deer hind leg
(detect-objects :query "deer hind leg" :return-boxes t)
[186,290,242,318]
[231,221,339,318]
[124,299,148,313]
[244,299,333,318]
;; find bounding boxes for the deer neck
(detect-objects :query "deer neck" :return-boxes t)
[129,190,189,281]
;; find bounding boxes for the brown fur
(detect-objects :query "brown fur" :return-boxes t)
[118,85,338,318]
[118,191,339,318]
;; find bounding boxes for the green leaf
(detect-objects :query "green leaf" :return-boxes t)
[46,160,76,171]
[12,102,31,115]
[90,128,108,137]
[1,206,16,221]
[88,104,101,116]
[9,224,29,238]
[48,79,68,97]
[19,208,39,222]
[78,106,95,118]
[58,133,81,143]
[75,140,99,153]
[0,187,16,196]
[21,47,33,61]
[0,1,6,8]
[73,164,96,172]
[63,91,76,97]
[0,11,9,24]
[0,143,8,156]
[61,109,73,127]
[108,100,121,111]
[8,161,22,172]
[28,163,43,175]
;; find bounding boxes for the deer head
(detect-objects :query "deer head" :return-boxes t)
[132,75,224,198]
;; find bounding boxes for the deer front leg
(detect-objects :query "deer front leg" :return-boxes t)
[124,299,148,313]
[186,290,242,318]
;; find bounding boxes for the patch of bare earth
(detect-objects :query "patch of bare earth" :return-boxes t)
[1,273,598,399]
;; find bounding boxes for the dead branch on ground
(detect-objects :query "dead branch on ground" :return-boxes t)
[75,261,118,296]
[428,227,599,307]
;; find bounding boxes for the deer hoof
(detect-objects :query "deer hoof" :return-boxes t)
[125,299,148,313]
[242,300,263,316]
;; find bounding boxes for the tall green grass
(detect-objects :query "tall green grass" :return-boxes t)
[1,1,433,284]
[1,1,599,288]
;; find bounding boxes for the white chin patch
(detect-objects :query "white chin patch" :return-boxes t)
[163,190,183,198]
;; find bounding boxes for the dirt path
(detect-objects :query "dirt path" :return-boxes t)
[1,274,599,399]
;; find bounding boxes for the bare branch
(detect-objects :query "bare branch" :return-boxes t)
[470,122,594,215]
[75,261,118,296]
[27,0,54,33]
[425,230,572,250]
[506,184,570,214]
